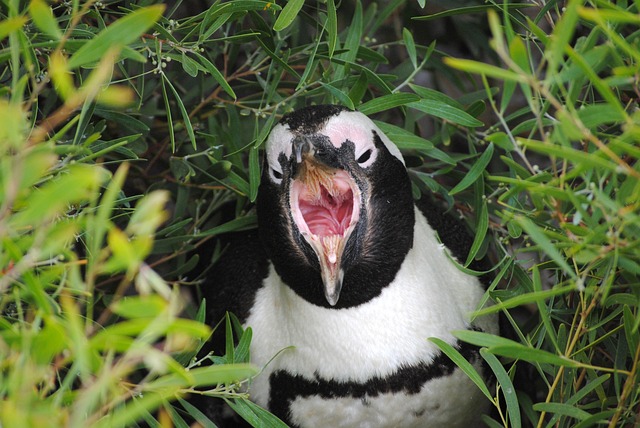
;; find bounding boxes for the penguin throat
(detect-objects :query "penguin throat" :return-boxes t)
[289,168,361,305]
[290,169,360,241]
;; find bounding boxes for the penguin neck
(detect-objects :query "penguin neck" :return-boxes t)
[248,206,484,382]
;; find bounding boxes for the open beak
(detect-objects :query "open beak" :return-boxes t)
[289,139,361,306]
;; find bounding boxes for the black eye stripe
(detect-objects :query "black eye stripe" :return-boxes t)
[357,149,372,164]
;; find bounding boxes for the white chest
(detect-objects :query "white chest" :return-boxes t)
[244,209,497,426]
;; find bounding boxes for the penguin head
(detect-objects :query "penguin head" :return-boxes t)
[257,105,415,309]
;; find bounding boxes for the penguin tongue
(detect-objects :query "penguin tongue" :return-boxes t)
[290,169,360,306]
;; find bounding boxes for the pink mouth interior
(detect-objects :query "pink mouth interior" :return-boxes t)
[291,171,356,238]
[299,186,353,236]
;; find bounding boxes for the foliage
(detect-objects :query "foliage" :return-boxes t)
[0,0,638,427]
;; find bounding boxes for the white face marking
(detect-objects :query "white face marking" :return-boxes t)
[264,110,405,184]
[265,123,293,184]
[322,111,405,168]
[245,208,498,415]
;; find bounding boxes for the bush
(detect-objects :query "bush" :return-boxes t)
[0,0,638,427]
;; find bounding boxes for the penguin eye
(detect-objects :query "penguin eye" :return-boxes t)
[272,169,283,179]
[357,149,372,165]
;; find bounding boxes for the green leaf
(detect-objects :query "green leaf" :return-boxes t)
[334,1,362,81]
[449,143,494,195]
[326,0,338,57]
[444,58,528,83]
[429,338,493,401]
[273,0,304,31]
[177,397,218,428]
[192,51,236,99]
[532,402,591,420]
[358,93,419,115]
[68,5,165,69]
[546,0,579,75]
[403,28,417,69]
[147,364,258,390]
[374,121,434,152]
[490,344,579,367]
[623,305,639,352]
[516,216,579,281]
[321,83,355,110]
[577,104,626,128]
[0,16,27,41]
[29,0,62,40]
[414,3,533,20]
[112,295,168,319]
[248,145,260,202]
[454,330,521,349]
[465,200,488,266]
[226,398,289,428]
[163,75,197,150]
[472,284,574,317]
[10,164,108,230]
[195,216,257,237]
[481,349,521,428]
[409,84,465,110]
[409,99,484,127]
[181,52,199,77]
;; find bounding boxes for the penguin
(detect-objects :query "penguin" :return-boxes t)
[198,104,499,427]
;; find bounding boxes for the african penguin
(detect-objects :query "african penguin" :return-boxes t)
[199,105,498,427]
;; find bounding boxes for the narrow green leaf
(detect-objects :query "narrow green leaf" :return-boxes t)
[532,403,591,420]
[358,93,419,115]
[29,0,62,39]
[177,397,218,428]
[195,216,257,237]
[573,411,618,428]
[320,83,355,110]
[273,0,304,31]
[225,313,235,362]
[248,146,260,202]
[444,58,528,83]
[516,216,578,280]
[489,345,579,367]
[68,5,165,69]
[409,84,465,109]
[235,327,253,363]
[481,349,521,428]
[465,200,488,266]
[429,337,493,401]
[112,295,167,319]
[181,52,199,77]
[414,4,533,20]
[374,121,434,152]
[472,284,574,317]
[147,364,258,390]
[326,0,338,57]
[546,0,579,75]
[409,99,484,127]
[403,28,417,69]
[449,144,494,195]
[532,265,560,352]
[454,330,521,349]
[192,51,236,99]
[10,164,107,229]
[163,75,197,150]
[226,399,288,428]
[160,76,176,152]
[623,305,639,352]
[0,16,27,41]
[334,1,362,81]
